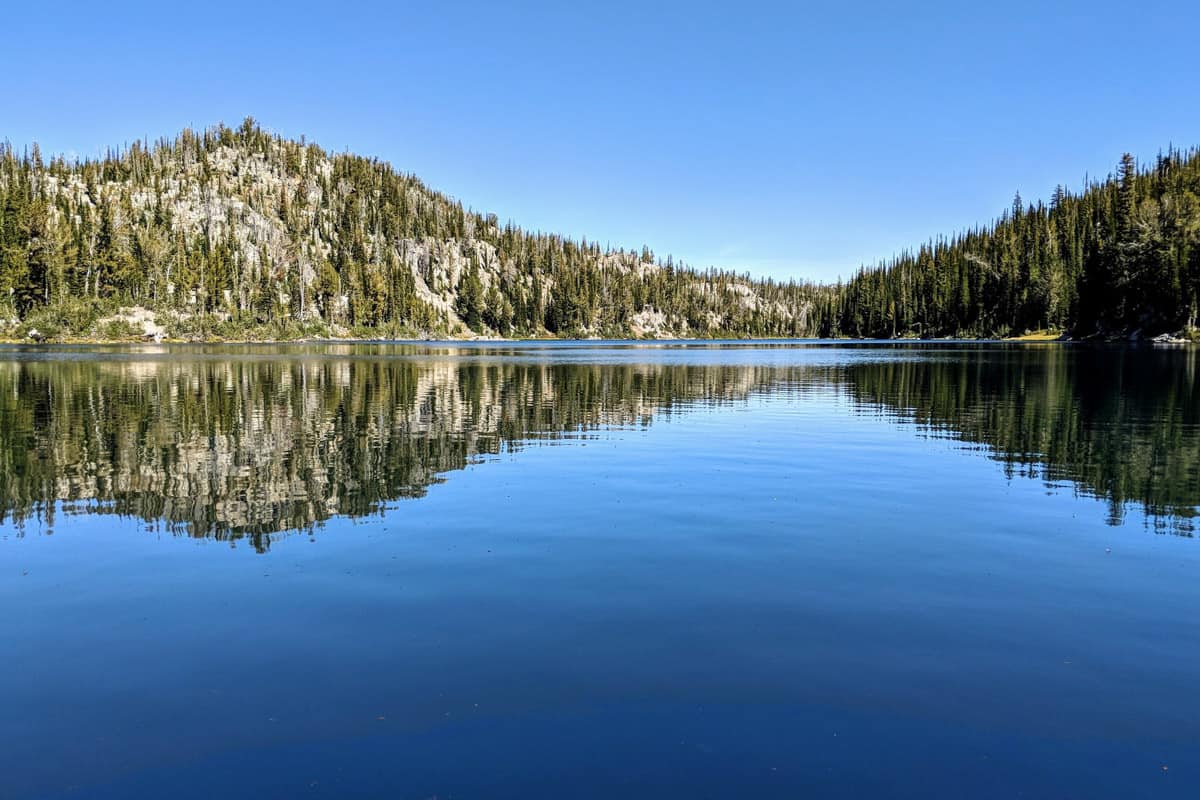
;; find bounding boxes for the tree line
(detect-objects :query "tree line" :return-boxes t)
[830,151,1200,338]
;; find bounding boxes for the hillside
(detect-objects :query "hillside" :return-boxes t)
[0,119,825,341]
[1,119,1198,341]
[832,150,1200,339]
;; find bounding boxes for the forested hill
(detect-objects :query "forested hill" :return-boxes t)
[1,119,1198,341]
[833,149,1200,339]
[0,119,825,340]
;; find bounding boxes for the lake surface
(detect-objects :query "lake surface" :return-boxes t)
[2,341,1198,799]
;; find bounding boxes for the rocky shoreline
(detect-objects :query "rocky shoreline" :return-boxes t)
[5,306,1197,346]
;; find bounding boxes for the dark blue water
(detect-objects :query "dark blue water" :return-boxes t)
[1,342,1197,798]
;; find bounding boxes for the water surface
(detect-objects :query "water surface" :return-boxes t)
[2,341,1198,798]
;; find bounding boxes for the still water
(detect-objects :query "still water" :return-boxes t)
[1,341,1198,798]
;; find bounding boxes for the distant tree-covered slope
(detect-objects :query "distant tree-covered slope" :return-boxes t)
[832,150,1200,338]
[0,118,826,340]
[1,118,1198,340]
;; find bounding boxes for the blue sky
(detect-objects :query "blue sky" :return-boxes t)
[3,0,1199,283]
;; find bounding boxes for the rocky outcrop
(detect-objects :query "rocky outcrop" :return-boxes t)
[5,124,818,339]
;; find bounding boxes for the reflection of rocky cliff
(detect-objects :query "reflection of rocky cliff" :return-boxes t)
[1,345,1196,549]
[0,352,780,550]
[841,345,1200,534]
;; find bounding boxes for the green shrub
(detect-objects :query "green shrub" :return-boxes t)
[18,299,114,340]
[96,319,143,340]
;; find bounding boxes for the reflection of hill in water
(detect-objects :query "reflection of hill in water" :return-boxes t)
[0,357,782,550]
[0,345,1196,548]
[842,346,1199,535]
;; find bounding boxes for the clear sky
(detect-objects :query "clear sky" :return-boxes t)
[3,0,1199,283]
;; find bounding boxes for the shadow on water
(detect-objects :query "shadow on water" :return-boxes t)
[0,343,1195,547]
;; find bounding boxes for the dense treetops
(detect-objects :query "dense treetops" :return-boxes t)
[1,118,1198,340]
[833,151,1200,338]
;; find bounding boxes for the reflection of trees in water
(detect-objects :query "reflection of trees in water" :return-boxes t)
[0,357,781,550]
[842,346,1199,535]
[0,346,1195,548]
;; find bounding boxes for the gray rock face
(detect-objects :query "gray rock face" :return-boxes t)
[1152,332,1188,344]
[5,125,815,339]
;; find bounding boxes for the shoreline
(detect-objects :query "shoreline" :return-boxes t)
[6,305,1195,346]
[2,332,1194,347]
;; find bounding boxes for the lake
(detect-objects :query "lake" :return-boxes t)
[1,341,1198,799]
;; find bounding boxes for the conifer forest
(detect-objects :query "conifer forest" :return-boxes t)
[1,119,1197,340]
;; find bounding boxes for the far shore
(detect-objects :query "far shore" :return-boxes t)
[2,331,1195,347]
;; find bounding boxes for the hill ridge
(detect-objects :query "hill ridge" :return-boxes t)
[1,119,1197,341]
